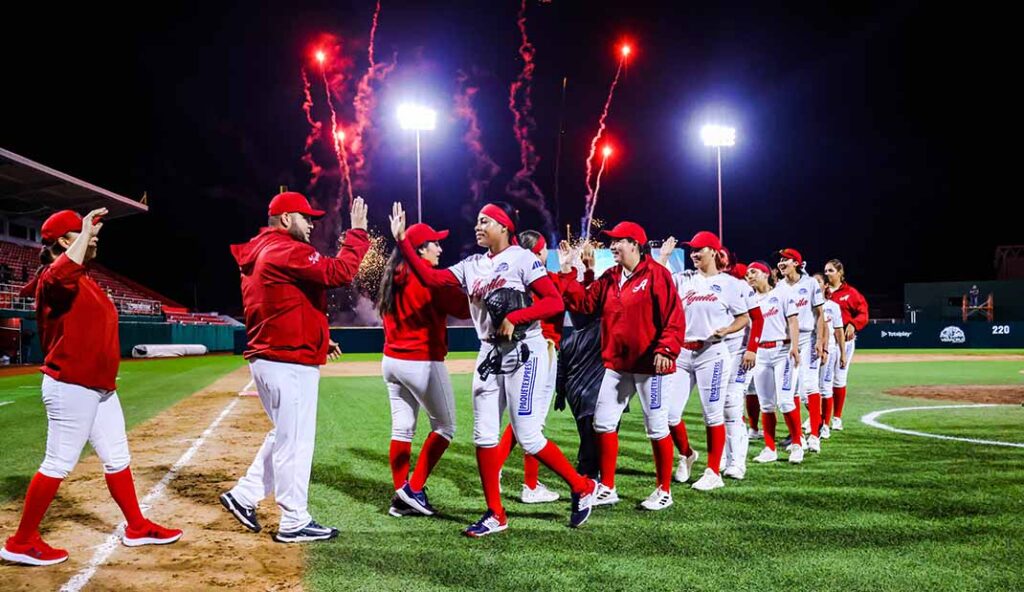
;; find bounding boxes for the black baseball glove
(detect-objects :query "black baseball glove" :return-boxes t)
[484,287,532,342]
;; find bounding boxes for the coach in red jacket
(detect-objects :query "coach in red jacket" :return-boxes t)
[558,221,686,511]
[220,192,369,543]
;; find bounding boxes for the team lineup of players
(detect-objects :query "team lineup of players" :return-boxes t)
[3,194,871,567]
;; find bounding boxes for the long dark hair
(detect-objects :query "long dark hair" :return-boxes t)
[376,247,405,317]
[39,242,65,266]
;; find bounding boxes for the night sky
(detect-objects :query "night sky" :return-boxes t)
[3,1,1017,318]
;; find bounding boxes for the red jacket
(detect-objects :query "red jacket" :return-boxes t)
[231,227,369,366]
[540,271,565,348]
[35,255,120,391]
[560,257,685,375]
[382,264,470,361]
[829,282,869,333]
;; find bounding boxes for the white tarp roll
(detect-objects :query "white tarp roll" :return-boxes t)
[131,344,209,358]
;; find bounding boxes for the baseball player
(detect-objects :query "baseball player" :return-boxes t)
[496,230,565,505]
[377,222,470,517]
[220,192,369,543]
[741,263,773,441]
[813,273,847,439]
[2,209,181,567]
[718,256,761,479]
[389,202,596,537]
[776,249,828,454]
[558,222,686,511]
[655,232,750,491]
[824,259,868,431]
[746,261,805,464]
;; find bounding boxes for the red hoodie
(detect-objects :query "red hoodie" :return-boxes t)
[382,264,470,361]
[231,227,369,366]
[559,257,685,375]
[829,282,869,334]
[34,255,120,391]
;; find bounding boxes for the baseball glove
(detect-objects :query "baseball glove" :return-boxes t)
[483,287,532,342]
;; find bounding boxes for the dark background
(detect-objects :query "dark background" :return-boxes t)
[3,0,1018,317]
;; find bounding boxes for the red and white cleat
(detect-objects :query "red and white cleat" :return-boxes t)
[1,534,69,566]
[122,520,183,547]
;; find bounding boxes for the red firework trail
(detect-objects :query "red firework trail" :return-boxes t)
[300,68,324,186]
[335,130,354,207]
[508,0,540,186]
[584,145,613,240]
[319,63,351,205]
[455,71,500,207]
[583,52,628,206]
[351,3,395,191]
[368,0,381,68]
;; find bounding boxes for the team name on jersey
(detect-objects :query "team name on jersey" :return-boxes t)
[469,277,507,300]
[764,306,779,318]
[683,290,719,305]
[795,297,809,307]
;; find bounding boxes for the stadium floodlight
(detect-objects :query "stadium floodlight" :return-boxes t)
[700,124,737,240]
[398,104,437,222]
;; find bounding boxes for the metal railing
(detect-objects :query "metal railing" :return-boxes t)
[1,283,163,316]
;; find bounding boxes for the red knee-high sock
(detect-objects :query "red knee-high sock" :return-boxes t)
[409,432,451,491]
[746,395,761,430]
[783,408,803,447]
[762,413,778,451]
[823,397,834,424]
[12,472,63,544]
[808,393,823,436]
[651,436,674,491]
[669,422,694,457]
[705,424,727,474]
[389,440,412,490]
[523,454,540,489]
[533,441,591,494]
[794,395,801,412]
[596,431,619,488]
[104,467,146,530]
[498,424,517,463]
[834,386,847,418]
[475,446,505,518]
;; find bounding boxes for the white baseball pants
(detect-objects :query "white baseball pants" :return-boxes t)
[593,369,670,440]
[382,356,456,442]
[38,376,131,479]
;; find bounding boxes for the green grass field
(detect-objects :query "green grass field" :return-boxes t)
[1,351,1021,591]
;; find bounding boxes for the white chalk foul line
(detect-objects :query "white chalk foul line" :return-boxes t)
[60,397,240,592]
[0,401,13,407]
[861,404,1024,448]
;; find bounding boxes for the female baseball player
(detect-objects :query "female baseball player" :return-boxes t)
[496,230,564,505]
[813,273,847,439]
[558,222,686,510]
[747,261,805,464]
[777,249,828,455]
[2,209,181,567]
[655,232,750,491]
[389,202,596,537]
[377,222,470,517]
[824,259,868,430]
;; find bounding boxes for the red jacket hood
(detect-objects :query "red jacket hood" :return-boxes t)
[231,227,293,275]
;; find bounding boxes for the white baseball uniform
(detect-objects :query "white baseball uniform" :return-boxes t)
[781,273,825,400]
[721,278,758,469]
[834,334,857,389]
[382,357,457,442]
[752,284,799,413]
[450,246,553,455]
[666,271,746,427]
[819,300,844,398]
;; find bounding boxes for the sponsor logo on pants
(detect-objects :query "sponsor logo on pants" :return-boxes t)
[709,360,723,402]
[650,375,662,410]
[518,357,537,416]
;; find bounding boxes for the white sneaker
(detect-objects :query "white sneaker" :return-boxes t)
[691,468,725,491]
[753,447,778,463]
[831,417,844,431]
[802,418,811,434]
[820,425,831,440]
[673,450,699,483]
[521,482,560,504]
[723,464,746,480]
[747,428,763,440]
[639,487,673,511]
[807,435,821,453]
[789,444,805,464]
[593,483,620,506]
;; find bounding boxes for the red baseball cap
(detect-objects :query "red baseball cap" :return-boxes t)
[602,221,647,245]
[406,223,449,248]
[268,191,325,218]
[729,262,748,280]
[684,230,722,251]
[777,248,803,265]
[41,210,83,244]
